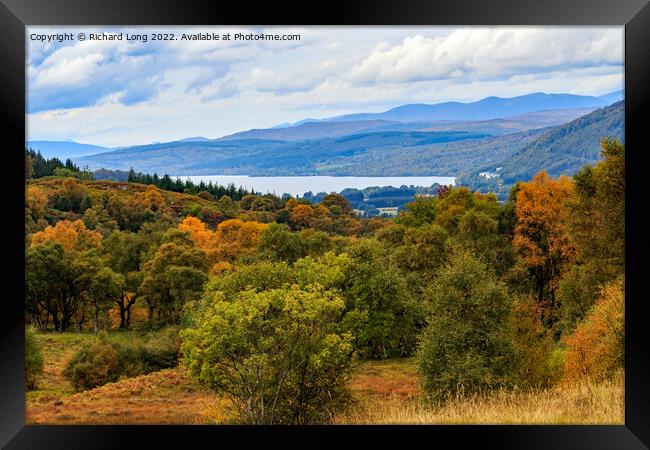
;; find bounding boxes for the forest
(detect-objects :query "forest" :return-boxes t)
[24,139,624,425]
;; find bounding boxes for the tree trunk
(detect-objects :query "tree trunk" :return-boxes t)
[94,302,100,334]
[51,309,60,333]
[78,304,86,331]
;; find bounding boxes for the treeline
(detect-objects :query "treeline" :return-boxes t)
[24,139,624,424]
[25,150,254,202]
[25,148,94,180]
[125,168,254,201]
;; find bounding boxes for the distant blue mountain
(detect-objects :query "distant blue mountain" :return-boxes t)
[36,90,625,176]
[175,136,210,142]
[598,90,624,105]
[218,120,399,142]
[26,140,111,159]
[313,92,620,123]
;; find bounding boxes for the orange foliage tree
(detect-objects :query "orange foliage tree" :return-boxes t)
[179,217,266,270]
[289,204,315,230]
[562,279,624,382]
[512,172,575,318]
[30,219,102,251]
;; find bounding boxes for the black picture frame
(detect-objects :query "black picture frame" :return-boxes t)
[1,1,648,448]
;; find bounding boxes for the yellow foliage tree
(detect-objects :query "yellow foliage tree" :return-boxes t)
[178,217,266,268]
[141,185,166,212]
[31,219,102,251]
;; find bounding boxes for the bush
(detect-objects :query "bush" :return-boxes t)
[140,326,182,370]
[563,279,624,382]
[417,251,515,402]
[181,285,354,424]
[25,328,44,390]
[62,335,120,391]
[63,328,182,390]
[508,297,560,388]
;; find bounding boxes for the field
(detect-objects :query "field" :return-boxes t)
[26,332,623,425]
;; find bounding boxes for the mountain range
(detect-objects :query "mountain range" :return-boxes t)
[26,91,624,194]
[282,91,621,124]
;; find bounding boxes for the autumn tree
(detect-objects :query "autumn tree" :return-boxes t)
[31,219,102,251]
[562,278,624,382]
[559,140,625,332]
[321,193,354,216]
[25,185,48,237]
[512,171,575,324]
[289,204,316,230]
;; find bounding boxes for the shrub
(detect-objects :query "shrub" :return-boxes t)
[181,285,354,424]
[141,326,182,370]
[25,328,44,390]
[417,251,515,402]
[562,279,624,382]
[62,335,120,391]
[508,297,560,388]
[116,330,181,376]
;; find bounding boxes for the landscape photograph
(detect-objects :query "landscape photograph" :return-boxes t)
[24,26,625,424]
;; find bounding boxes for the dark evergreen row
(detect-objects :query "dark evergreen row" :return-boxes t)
[125,168,254,201]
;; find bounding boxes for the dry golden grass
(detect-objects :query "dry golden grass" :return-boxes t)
[27,335,624,425]
[27,368,217,424]
[334,370,624,425]
[34,332,95,394]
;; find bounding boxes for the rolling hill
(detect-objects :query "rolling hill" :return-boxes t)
[74,100,624,182]
[76,131,490,175]
[492,100,624,183]
[456,101,624,196]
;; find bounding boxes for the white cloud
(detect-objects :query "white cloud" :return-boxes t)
[26,26,624,147]
[350,28,623,84]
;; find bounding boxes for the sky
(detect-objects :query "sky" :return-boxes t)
[26,26,624,147]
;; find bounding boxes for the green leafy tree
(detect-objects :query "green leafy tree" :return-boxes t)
[26,243,81,332]
[560,139,625,334]
[103,230,149,328]
[181,285,354,424]
[139,231,208,324]
[396,196,437,227]
[256,223,305,263]
[417,250,515,401]
[74,255,125,333]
